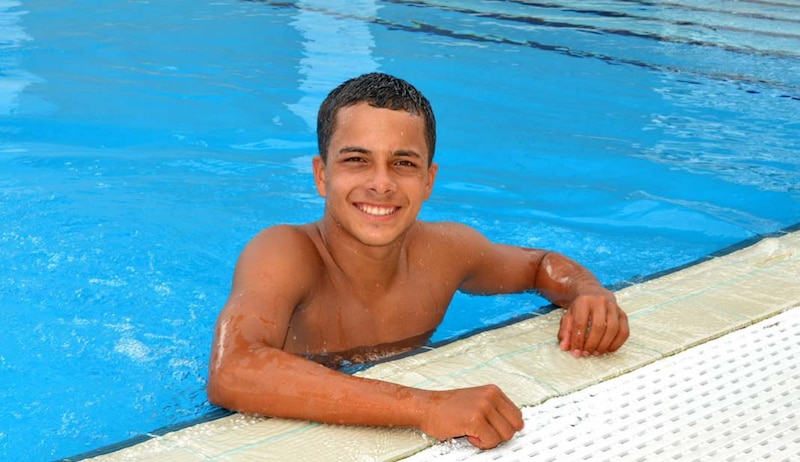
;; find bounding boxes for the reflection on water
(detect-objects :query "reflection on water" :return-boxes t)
[643,72,799,195]
[0,1,36,115]
[286,0,381,129]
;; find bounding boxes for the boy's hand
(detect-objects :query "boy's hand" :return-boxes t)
[419,385,524,449]
[558,291,629,357]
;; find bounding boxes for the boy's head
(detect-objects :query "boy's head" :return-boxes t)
[317,73,436,164]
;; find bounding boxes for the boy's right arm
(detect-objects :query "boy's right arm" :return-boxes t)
[206,226,523,449]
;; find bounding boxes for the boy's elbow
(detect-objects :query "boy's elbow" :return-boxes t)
[206,366,238,410]
[206,371,224,407]
[206,343,286,414]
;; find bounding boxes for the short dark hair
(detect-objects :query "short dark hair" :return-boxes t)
[317,72,436,164]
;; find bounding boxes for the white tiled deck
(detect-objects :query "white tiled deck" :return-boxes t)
[408,306,800,461]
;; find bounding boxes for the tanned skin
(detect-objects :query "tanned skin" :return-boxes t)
[208,79,629,450]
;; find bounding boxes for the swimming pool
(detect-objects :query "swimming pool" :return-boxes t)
[1,0,798,460]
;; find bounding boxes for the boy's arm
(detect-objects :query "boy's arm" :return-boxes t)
[451,224,629,357]
[207,226,523,449]
[533,250,629,357]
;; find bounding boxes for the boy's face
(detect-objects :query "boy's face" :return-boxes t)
[313,102,437,247]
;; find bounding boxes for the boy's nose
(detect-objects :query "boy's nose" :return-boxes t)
[366,165,396,194]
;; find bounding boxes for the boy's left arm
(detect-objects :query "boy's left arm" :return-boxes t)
[454,226,628,357]
[533,251,628,357]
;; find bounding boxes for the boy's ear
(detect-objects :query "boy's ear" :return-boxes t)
[312,156,327,197]
[423,162,438,200]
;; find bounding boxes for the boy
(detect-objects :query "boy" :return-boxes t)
[208,73,628,449]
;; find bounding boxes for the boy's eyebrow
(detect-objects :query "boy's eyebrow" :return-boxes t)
[337,145,370,155]
[394,149,423,160]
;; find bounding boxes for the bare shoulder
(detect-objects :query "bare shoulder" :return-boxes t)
[410,221,545,295]
[215,224,324,347]
[232,224,323,295]
[408,221,494,275]
[243,224,320,259]
[411,221,492,250]
[210,225,324,364]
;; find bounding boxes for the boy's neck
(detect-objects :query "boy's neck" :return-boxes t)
[315,218,411,292]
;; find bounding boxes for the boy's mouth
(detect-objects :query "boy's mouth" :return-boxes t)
[355,203,400,217]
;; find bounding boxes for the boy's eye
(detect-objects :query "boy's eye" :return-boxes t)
[396,160,417,167]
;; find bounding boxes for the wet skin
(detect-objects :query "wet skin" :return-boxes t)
[208,103,629,449]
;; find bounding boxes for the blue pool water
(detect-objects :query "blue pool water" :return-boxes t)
[1,0,799,460]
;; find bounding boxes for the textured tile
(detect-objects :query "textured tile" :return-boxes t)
[406,307,800,462]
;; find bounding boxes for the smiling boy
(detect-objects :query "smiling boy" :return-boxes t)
[207,72,628,449]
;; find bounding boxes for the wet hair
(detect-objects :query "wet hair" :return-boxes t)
[317,72,436,164]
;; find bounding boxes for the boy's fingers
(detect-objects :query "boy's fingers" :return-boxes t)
[608,312,630,352]
[558,313,573,350]
[570,305,590,354]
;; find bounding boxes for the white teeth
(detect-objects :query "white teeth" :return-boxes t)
[359,204,396,216]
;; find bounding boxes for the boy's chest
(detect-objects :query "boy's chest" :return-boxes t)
[283,279,455,357]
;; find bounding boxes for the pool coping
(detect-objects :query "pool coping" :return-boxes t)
[405,306,800,460]
[66,223,800,461]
